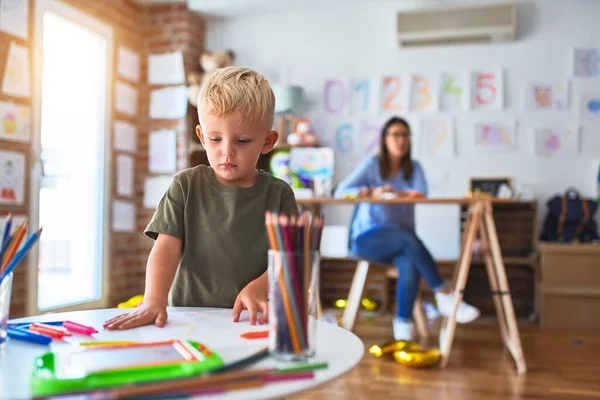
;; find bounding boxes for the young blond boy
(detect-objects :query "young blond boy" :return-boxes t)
[104,67,298,330]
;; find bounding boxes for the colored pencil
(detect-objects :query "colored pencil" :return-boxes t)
[0,227,42,282]
[1,219,27,273]
[0,213,13,266]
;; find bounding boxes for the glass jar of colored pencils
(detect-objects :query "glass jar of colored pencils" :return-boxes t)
[268,250,320,362]
[0,272,13,349]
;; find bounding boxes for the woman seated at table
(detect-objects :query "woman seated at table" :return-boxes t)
[334,116,480,340]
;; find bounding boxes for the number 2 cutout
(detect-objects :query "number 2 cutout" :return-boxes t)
[382,77,405,111]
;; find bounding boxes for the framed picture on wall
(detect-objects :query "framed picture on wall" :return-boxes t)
[469,176,513,198]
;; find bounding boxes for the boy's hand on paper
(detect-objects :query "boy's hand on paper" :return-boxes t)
[232,278,268,325]
[102,303,168,330]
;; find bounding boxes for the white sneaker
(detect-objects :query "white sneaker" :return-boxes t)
[393,319,414,341]
[435,291,481,323]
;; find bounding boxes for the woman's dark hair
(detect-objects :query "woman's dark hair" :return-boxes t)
[379,116,413,181]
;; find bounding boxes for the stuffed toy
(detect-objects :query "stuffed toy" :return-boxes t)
[187,49,236,107]
[287,117,320,146]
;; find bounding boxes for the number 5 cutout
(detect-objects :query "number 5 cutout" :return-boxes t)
[470,69,504,110]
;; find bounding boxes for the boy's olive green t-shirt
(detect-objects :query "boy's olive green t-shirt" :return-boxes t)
[144,165,298,308]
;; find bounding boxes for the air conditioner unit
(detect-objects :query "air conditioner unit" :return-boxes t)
[397,1,516,48]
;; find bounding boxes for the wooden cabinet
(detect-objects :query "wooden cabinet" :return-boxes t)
[540,243,600,329]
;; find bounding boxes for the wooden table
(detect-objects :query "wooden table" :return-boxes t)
[1,307,364,400]
[297,196,527,375]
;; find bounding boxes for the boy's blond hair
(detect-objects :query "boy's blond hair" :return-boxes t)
[198,67,275,130]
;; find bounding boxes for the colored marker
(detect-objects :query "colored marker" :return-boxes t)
[9,321,64,329]
[63,320,98,335]
[78,341,135,347]
[241,330,269,339]
[29,323,71,339]
[7,327,52,345]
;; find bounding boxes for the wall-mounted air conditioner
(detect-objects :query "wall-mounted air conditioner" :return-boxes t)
[397,1,517,48]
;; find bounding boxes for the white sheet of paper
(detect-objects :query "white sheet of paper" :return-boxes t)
[579,92,600,122]
[473,121,517,153]
[0,0,28,39]
[148,51,185,85]
[116,154,134,198]
[0,150,25,205]
[439,72,469,111]
[470,69,504,110]
[0,101,30,142]
[117,47,140,83]
[2,42,30,98]
[114,120,137,153]
[409,74,438,112]
[573,48,600,78]
[149,85,187,119]
[581,126,600,157]
[525,81,569,110]
[115,81,138,117]
[419,116,455,158]
[112,200,136,232]
[149,129,177,174]
[143,176,173,209]
[534,127,579,157]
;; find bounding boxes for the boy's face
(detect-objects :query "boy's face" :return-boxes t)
[197,112,278,187]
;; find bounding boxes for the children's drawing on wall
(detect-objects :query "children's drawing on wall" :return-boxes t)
[323,79,350,117]
[526,82,569,110]
[534,127,579,157]
[579,93,600,122]
[573,48,600,78]
[419,117,455,158]
[473,121,516,153]
[350,77,379,116]
[2,42,30,98]
[334,121,356,156]
[0,101,29,142]
[0,150,25,205]
[439,72,469,111]
[359,119,384,157]
[410,74,438,112]
[470,69,503,110]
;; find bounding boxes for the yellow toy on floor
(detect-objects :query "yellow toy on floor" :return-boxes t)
[117,295,144,308]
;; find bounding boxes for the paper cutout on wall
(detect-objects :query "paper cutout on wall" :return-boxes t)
[333,121,356,156]
[573,48,600,78]
[117,47,140,83]
[149,129,177,174]
[0,0,28,39]
[112,200,136,232]
[525,82,569,110]
[359,119,384,157]
[115,81,138,117]
[116,154,134,198]
[143,176,173,209]
[149,86,187,119]
[0,101,29,142]
[0,150,25,205]
[2,42,30,98]
[439,72,469,111]
[470,69,503,110]
[579,93,600,122]
[350,77,378,116]
[148,51,185,85]
[473,121,516,153]
[289,147,334,179]
[534,127,579,157]
[380,76,409,113]
[323,80,350,116]
[419,117,455,158]
[114,120,137,153]
[410,74,437,112]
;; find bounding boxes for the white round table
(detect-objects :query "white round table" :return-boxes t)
[0,307,364,400]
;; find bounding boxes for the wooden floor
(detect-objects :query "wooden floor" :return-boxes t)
[292,314,600,400]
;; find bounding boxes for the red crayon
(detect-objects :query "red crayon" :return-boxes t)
[63,320,98,335]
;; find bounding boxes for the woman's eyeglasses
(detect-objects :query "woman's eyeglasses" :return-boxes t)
[387,132,410,139]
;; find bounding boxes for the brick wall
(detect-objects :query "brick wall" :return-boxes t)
[1,1,205,317]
